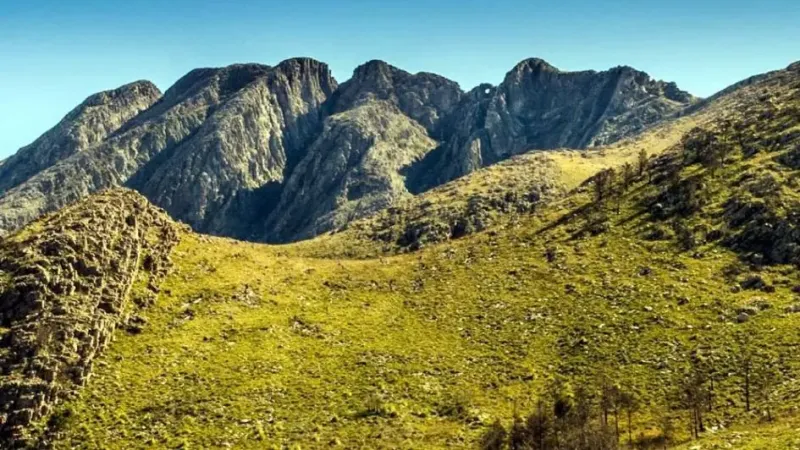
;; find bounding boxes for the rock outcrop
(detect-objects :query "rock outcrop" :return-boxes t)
[262,100,437,241]
[328,60,463,133]
[0,81,161,194]
[408,59,696,191]
[129,58,337,238]
[0,189,180,447]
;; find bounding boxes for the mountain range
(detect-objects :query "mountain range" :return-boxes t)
[0,56,799,448]
[0,57,697,242]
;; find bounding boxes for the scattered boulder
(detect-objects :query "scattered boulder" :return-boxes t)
[740,275,770,292]
[785,305,800,314]
[737,312,751,323]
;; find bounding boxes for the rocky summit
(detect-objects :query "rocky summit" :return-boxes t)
[0,57,696,242]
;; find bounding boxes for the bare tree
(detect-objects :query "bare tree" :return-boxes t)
[594,168,617,203]
[622,162,635,192]
[637,149,648,178]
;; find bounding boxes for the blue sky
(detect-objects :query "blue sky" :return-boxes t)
[1,0,798,158]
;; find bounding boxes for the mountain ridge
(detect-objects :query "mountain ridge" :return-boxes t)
[0,56,700,242]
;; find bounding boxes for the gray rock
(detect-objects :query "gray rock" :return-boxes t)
[0,81,161,195]
[737,312,751,323]
[262,100,436,242]
[0,57,697,242]
[408,59,696,191]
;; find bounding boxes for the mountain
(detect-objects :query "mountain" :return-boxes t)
[0,81,161,194]
[0,59,336,238]
[0,60,798,448]
[406,59,696,191]
[0,57,696,241]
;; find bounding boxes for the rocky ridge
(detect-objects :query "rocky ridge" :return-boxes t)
[0,81,161,194]
[0,189,180,447]
[407,59,697,191]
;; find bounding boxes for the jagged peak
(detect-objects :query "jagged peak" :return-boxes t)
[512,57,561,74]
[348,60,461,93]
[161,63,271,101]
[274,57,331,75]
[351,59,407,80]
[79,80,161,108]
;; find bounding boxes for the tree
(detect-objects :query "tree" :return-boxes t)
[753,357,780,422]
[525,400,554,450]
[679,363,709,439]
[594,168,617,203]
[637,149,648,178]
[736,333,755,413]
[655,404,675,450]
[481,419,508,450]
[600,382,621,440]
[617,390,638,448]
[622,162,635,192]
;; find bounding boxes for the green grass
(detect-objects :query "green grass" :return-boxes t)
[44,65,800,449]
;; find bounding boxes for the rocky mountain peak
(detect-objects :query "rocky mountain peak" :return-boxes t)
[159,63,271,105]
[333,59,463,133]
[0,80,162,194]
[352,59,396,79]
[83,80,161,107]
[274,57,335,80]
[512,57,560,74]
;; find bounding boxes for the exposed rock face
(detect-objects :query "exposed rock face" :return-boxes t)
[0,189,180,447]
[0,59,336,237]
[0,57,695,242]
[129,58,337,237]
[408,59,696,190]
[262,100,437,241]
[0,81,161,194]
[328,60,463,133]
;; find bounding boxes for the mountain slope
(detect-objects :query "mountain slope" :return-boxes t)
[0,81,161,194]
[262,100,437,242]
[0,57,695,242]
[0,190,180,446]
[13,60,797,449]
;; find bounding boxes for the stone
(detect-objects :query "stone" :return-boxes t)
[737,312,750,323]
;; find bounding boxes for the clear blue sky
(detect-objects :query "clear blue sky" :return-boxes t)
[1,0,798,158]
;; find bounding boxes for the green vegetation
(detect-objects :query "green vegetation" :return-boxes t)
[35,66,800,448]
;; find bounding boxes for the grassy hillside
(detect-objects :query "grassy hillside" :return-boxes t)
[30,63,800,449]
[302,64,777,260]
